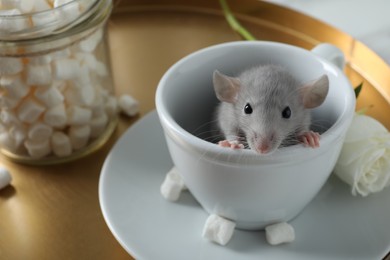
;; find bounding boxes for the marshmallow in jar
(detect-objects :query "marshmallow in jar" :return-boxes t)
[0,0,116,164]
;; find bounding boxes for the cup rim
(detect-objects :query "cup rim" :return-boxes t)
[156,41,356,165]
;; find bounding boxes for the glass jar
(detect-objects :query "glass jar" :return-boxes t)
[0,0,116,165]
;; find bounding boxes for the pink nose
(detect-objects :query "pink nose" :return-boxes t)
[257,133,275,154]
[258,142,270,154]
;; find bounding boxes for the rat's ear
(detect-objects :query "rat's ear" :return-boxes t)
[300,74,329,109]
[213,70,241,103]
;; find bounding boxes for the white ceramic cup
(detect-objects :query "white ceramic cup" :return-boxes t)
[156,41,356,230]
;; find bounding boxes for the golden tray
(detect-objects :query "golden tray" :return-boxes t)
[0,0,389,259]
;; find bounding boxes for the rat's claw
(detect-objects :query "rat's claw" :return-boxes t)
[229,140,244,149]
[218,140,244,149]
[218,140,231,148]
[301,136,309,147]
[300,131,320,148]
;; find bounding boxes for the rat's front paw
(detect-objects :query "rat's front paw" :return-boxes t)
[218,140,244,149]
[299,131,320,148]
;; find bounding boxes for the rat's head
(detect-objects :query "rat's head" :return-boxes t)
[213,65,329,154]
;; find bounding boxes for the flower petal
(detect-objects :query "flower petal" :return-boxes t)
[353,148,386,196]
[334,113,390,197]
[337,139,381,165]
[344,114,388,143]
[334,158,364,189]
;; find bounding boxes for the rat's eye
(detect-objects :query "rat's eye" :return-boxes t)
[244,103,253,114]
[282,106,291,119]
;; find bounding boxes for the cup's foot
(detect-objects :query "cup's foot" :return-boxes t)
[160,166,186,201]
[265,222,295,245]
[202,214,236,246]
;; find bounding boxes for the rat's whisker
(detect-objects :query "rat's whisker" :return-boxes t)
[192,120,219,136]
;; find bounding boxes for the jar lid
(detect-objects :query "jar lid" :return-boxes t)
[0,0,98,40]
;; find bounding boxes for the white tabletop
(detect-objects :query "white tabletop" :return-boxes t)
[265,0,390,65]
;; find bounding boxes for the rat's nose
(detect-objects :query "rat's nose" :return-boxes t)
[256,133,275,154]
[258,142,271,154]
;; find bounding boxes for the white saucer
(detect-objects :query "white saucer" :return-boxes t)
[99,111,390,260]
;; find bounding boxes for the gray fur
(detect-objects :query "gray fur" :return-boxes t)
[213,65,327,154]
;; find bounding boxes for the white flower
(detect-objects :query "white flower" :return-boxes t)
[334,114,390,196]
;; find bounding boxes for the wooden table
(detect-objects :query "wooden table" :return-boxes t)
[1,1,389,259]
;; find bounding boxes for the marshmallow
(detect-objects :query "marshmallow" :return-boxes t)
[31,12,58,31]
[0,110,20,126]
[54,80,67,92]
[202,214,236,246]
[118,94,139,117]
[51,131,72,157]
[91,102,105,117]
[54,0,81,25]
[0,9,29,33]
[43,103,67,128]
[53,58,81,80]
[34,85,65,108]
[9,124,26,148]
[78,0,94,12]
[53,0,74,8]
[28,123,53,141]
[51,49,71,60]
[69,125,90,150]
[1,0,34,12]
[33,0,51,12]
[67,106,92,125]
[0,166,12,190]
[0,95,19,109]
[63,82,95,106]
[73,62,91,87]
[265,222,295,245]
[64,84,96,107]
[105,96,118,117]
[29,54,52,65]
[17,98,46,124]
[90,113,108,138]
[95,61,108,77]
[79,28,103,53]
[26,64,52,86]
[63,87,80,106]
[0,56,23,75]
[24,138,51,158]
[0,132,17,151]
[96,84,109,98]
[0,75,29,99]
[78,84,95,106]
[160,167,186,201]
[22,0,35,12]
[75,52,98,71]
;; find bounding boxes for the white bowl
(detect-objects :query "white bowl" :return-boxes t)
[156,41,356,230]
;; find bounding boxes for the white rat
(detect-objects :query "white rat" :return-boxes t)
[213,65,329,154]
